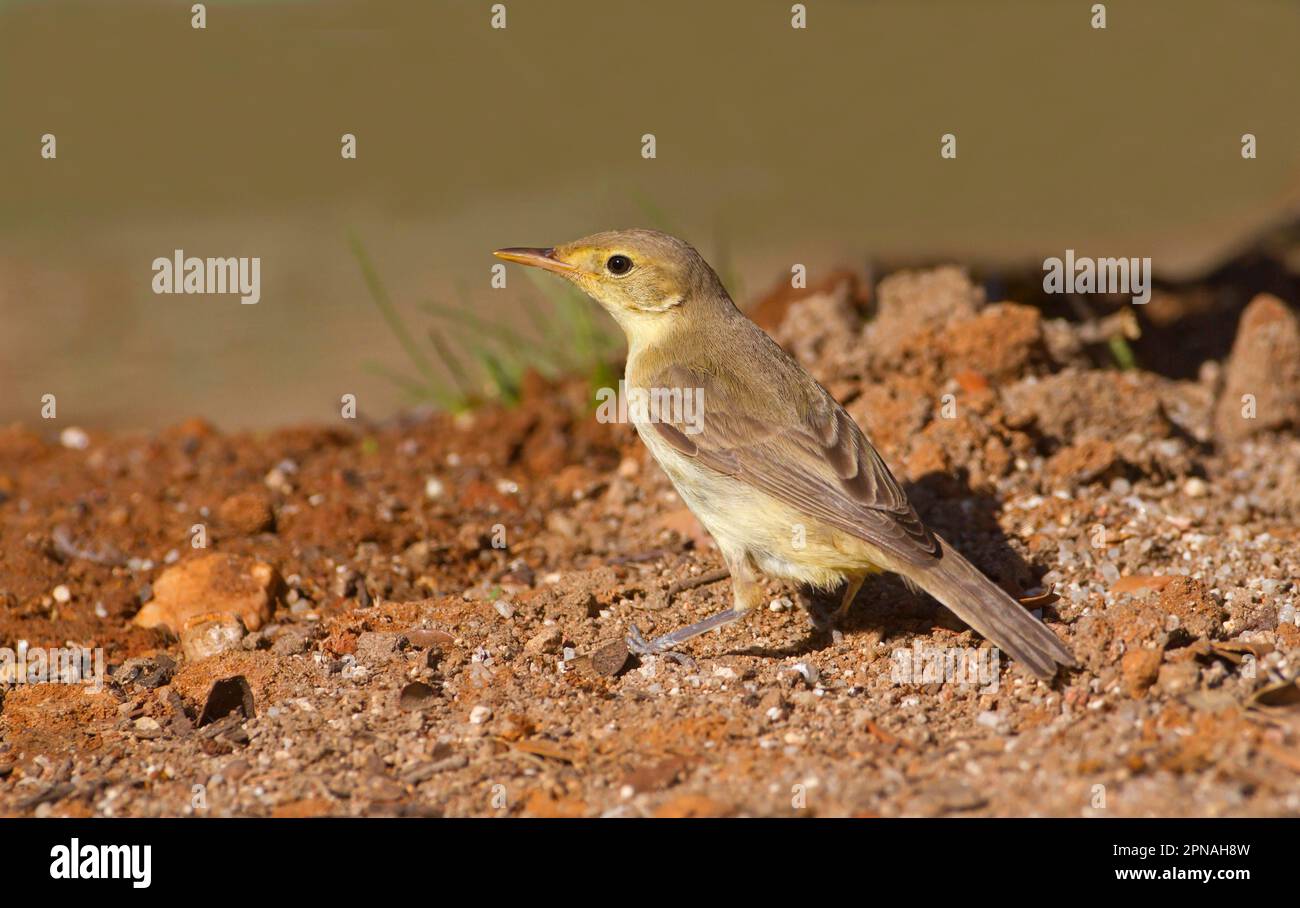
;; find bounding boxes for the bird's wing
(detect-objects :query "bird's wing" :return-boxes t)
[644,363,939,567]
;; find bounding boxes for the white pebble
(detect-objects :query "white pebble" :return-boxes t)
[52,585,71,603]
[469,705,492,724]
[59,427,90,450]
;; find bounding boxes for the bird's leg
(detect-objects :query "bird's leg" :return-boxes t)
[800,575,866,640]
[627,557,762,666]
[833,575,866,621]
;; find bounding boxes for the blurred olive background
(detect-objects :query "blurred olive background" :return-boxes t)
[2,0,1298,429]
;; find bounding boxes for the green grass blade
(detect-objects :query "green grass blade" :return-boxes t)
[348,230,441,390]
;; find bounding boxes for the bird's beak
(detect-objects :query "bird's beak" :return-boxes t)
[492,247,577,275]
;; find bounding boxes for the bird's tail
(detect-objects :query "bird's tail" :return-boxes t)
[907,535,1076,680]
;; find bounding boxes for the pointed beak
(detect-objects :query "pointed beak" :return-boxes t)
[492,246,577,276]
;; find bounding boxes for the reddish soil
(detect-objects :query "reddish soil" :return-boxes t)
[2,267,1299,817]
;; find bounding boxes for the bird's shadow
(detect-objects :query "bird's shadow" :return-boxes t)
[729,467,1046,659]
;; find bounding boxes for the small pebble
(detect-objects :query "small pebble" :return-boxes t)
[59,427,90,450]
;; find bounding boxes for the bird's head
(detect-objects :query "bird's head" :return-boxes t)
[493,228,729,343]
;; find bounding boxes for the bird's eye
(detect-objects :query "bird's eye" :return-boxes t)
[606,254,633,275]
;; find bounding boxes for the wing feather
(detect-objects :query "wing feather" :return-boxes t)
[644,364,938,567]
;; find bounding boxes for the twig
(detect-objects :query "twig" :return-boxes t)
[666,568,730,597]
[637,567,731,611]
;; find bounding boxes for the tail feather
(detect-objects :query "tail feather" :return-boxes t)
[908,536,1076,680]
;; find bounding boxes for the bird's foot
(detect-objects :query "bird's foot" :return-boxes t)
[807,615,845,645]
[626,623,697,668]
[800,595,846,644]
[626,607,749,669]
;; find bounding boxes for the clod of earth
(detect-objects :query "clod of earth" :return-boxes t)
[133,552,282,633]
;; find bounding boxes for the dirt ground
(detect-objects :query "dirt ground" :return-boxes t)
[3,261,1300,818]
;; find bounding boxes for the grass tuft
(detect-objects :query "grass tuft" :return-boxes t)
[350,231,621,411]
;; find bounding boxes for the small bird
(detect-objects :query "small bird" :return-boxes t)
[494,229,1075,679]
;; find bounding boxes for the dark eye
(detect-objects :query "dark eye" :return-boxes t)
[606,254,633,275]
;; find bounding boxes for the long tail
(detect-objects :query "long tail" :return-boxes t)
[904,535,1076,680]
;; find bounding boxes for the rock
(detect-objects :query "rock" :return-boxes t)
[156,686,194,734]
[180,613,247,662]
[113,654,176,690]
[270,626,313,656]
[404,628,455,649]
[533,581,604,621]
[750,270,869,333]
[354,631,407,664]
[590,639,630,677]
[1155,577,1224,640]
[197,676,256,727]
[398,681,438,710]
[1110,575,1176,595]
[772,281,864,384]
[133,716,163,739]
[524,626,563,656]
[1045,438,1121,485]
[1121,648,1164,697]
[1215,294,1300,441]
[1004,370,1174,443]
[874,265,984,330]
[133,553,281,633]
[943,303,1050,385]
[217,490,275,534]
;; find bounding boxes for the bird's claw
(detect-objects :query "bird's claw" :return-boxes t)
[626,623,697,669]
[804,604,846,644]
